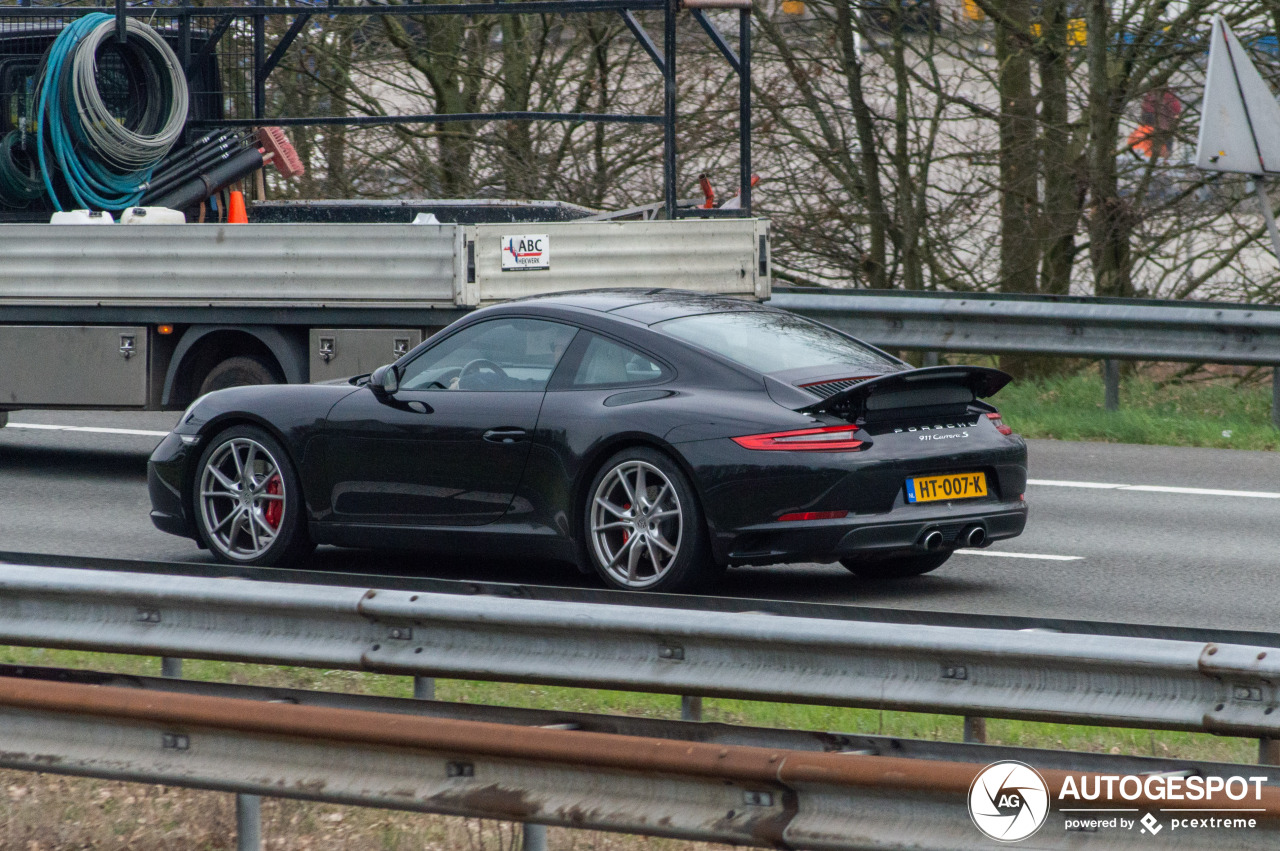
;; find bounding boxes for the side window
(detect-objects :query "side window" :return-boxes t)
[570,334,668,388]
[399,318,578,392]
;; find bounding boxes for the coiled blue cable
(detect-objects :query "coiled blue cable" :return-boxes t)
[34,13,187,211]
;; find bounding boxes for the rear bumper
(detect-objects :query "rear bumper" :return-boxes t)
[722,499,1027,566]
[676,427,1029,567]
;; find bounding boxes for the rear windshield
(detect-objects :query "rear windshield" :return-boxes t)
[655,311,897,373]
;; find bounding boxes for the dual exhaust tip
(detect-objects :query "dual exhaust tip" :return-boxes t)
[920,525,985,551]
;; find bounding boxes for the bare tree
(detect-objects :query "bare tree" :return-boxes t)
[249,0,1280,329]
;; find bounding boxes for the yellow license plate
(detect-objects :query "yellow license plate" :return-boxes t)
[907,472,987,503]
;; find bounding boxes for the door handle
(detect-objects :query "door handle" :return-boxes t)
[483,427,527,444]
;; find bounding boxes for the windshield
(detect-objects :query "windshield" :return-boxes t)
[655,311,897,374]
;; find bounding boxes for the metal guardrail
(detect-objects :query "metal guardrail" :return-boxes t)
[5,662,1265,780]
[770,287,1280,423]
[6,565,1280,849]
[2,564,1278,739]
[10,549,1280,650]
[2,669,1278,850]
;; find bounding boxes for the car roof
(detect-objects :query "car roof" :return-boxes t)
[507,288,776,325]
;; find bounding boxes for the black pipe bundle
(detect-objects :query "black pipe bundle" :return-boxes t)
[142,129,252,203]
[147,146,266,211]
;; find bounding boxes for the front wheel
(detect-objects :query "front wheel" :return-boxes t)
[583,447,715,593]
[193,425,314,566]
[840,551,951,580]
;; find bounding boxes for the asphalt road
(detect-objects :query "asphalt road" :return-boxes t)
[2,409,1277,632]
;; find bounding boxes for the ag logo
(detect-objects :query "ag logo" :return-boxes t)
[968,761,1050,842]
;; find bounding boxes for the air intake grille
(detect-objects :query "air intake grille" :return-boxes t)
[798,377,871,398]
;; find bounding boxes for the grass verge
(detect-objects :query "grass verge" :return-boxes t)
[992,370,1280,450]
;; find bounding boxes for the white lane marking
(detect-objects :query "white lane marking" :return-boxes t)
[1122,484,1280,498]
[6,422,170,438]
[1027,479,1122,490]
[1028,478,1280,500]
[953,549,1083,561]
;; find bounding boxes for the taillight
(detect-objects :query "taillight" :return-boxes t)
[732,425,865,451]
[987,412,1013,435]
[778,510,848,522]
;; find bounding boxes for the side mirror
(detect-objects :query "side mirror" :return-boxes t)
[370,364,399,397]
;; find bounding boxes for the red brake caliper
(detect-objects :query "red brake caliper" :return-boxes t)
[263,474,283,529]
[622,502,631,543]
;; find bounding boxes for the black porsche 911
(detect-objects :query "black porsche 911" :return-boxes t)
[148,289,1027,592]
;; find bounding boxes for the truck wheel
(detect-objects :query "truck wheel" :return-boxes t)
[198,355,281,395]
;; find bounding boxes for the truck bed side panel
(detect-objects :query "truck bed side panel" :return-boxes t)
[0,224,458,307]
[467,219,766,305]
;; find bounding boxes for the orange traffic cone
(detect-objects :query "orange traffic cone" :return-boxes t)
[228,190,248,224]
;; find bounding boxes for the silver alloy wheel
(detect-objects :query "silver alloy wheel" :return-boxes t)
[198,437,287,561]
[590,460,683,589]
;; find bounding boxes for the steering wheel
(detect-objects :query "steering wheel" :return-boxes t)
[457,358,508,389]
[419,367,462,390]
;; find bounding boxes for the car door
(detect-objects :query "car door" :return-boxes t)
[317,317,579,527]
[521,330,677,519]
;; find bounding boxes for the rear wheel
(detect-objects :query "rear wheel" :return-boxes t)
[584,447,715,593]
[193,425,313,566]
[840,551,951,580]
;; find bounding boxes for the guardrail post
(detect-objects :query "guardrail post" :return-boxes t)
[163,655,262,849]
[923,351,939,367]
[237,793,262,851]
[681,695,703,721]
[522,822,548,851]
[1102,360,1120,411]
[1272,368,1280,429]
[963,716,987,744]
[1260,737,1280,765]
[409,675,542,851]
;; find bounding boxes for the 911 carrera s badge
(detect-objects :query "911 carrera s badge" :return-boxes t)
[919,431,969,440]
[501,234,550,270]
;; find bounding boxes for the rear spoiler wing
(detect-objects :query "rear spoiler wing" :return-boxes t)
[797,365,1012,416]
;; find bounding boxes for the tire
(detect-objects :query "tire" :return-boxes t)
[840,551,951,580]
[583,447,716,593]
[192,425,314,566]
[198,355,281,396]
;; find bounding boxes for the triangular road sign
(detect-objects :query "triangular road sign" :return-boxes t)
[1196,15,1280,174]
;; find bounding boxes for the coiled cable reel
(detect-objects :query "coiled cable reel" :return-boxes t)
[32,13,188,211]
[0,131,44,207]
